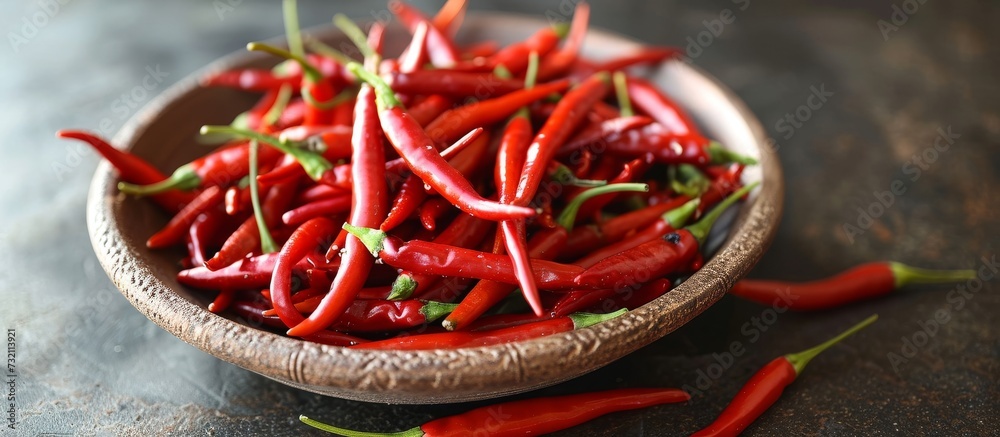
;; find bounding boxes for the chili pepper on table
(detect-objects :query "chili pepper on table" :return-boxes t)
[691,315,878,437]
[422,79,570,145]
[344,224,583,290]
[287,85,390,337]
[55,130,196,212]
[574,182,758,289]
[730,262,976,311]
[352,309,625,350]
[348,63,536,222]
[301,387,688,436]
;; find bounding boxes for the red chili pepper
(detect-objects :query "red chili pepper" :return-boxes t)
[571,156,654,223]
[351,309,624,350]
[572,197,699,267]
[287,85,390,337]
[417,197,452,231]
[513,73,610,207]
[571,46,681,79]
[302,387,688,436]
[486,25,564,76]
[603,124,711,165]
[558,115,654,155]
[200,68,300,91]
[55,130,196,212]
[207,289,236,313]
[185,209,226,267]
[423,79,570,145]
[399,21,430,73]
[204,180,299,270]
[535,2,590,81]
[407,95,452,126]
[388,0,461,67]
[384,70,527,98]
[281,193,352,226]
[626,75,701,137]
[692,315,878,437]
[344,224,583,290]
[349,63,536,222]
[431,0,467,37]
[145,186,224,249]
[443,227,568,331]
[389,212,495,300]
[460,40,498,59]
[692,164,744,218]
[730,262,976,311]
[229,300,369,346]
[247,43,339,126]
[560,196,690,257]
[292,298,457,332]
[270,218,337,328]
[178,252,334,290]
[574,182,757,289]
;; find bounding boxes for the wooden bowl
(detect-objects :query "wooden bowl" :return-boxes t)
[87,13,783,404]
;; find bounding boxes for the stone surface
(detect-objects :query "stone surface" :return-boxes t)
[1,0,997,435]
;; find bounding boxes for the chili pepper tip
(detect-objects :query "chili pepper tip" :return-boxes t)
[784,314,877,375]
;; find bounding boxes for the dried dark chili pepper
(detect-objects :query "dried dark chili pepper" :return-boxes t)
[56,130,196,212]
[574,182,758,289]
[301,387,688,436]
[287,85,390,337]
[730,262,976,311]
[349,63,536,222]
[692,315,878,437]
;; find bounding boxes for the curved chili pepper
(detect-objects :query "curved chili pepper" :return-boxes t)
[513,72,610,207]
[302,387,687,436]
[535,1,590,81]
[281,193,352,226]
[344,224,583,290]
[572,197,699,267]
[604,124,711,165]
[351,309,624,350]
[431,0,466,36]
[692,315,878,437]
[289,298,457,332]
[207,289,236,313]
[399,21,430,73]
[388,0,461,67]
[417,197,452,231]
[200,68,299,91]
[185,209,226,267]
[198,126,335,185]
[556,182,651,231]
[179,252,334,290]
[294,183,348,205]
[570,158,654,224]
[558,115,654,155]
[247,43,338,126]
[443,227,568,331]
[574,182,758,289]
[205,180,298,270]
[384,70,526,98]
[287,85,390,337]
[55,130,195,212]
[270,217,337,328]
[145,186,224,249]
[626,75,701,137]
[407,95,452,126]
[423,79,570,145]
[349,63,536,222]
[486,25,564,76]
[730,262,976,311]
[560,196,691,257]
[694,164,745,219]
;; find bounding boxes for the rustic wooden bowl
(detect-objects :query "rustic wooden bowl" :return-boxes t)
[87,13,783,404]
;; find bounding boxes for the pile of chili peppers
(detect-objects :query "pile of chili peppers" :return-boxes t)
[60,0,981,435]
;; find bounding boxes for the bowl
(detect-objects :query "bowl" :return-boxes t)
[87,13,783,404]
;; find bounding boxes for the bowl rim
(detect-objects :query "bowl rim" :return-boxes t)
[87,12,783,404]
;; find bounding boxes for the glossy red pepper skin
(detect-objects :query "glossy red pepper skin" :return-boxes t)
[288,86,389,337]
[423,79,570,145]
[185,209,227,267]
[561,197,689,257]
[558,115,654,154]
[229,300,369,346]
[604,124,711,165]
[730,263,897,311]
[690,358,796,437]
[322,299,444,332]
[270,218,337,328]
[694,164,745,219]
[535,2,590,81]
[573,156,653,223]
[204,180,298,270]
[407,95,453,126]
[389,0,461,67]
[574,230,699,289]
[394,213,494,296]
[178,253,333,290]
[353,316,577,350]
[146,186,224,249]
[418,388,690,436]
[514,73,610,207]
[281,193,352,226]
[626,76,702,137]
[385,70,526,98]
[487,26,562,76]
[200,68,300,91]
[381,174,428,231]
[418,197,452,231]
[365,233,582,289]
[56,130,195,212]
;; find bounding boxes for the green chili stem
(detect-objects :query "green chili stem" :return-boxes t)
[304,38,356,65]
[342,223,387,256]
[199,125,332,182]
[707,141,759,165]
[662,198,701,229]
[785,314,878,375]
[388,275,417,301]
[117,163,200,195]
[249,140,278,254]
[553,22,571,39]
[525,51,540,90]
[333,14,376,60]
[282,0,305,58]
[613,71,633,117]
[685,181,760,244]
[247,42,322,84]
[298,415,423,437]
[419,301,459,323]
[569,309,628,329]
[890,263,977,289]
[264,83,294,127]
[493,64,513,79]
[302,86,357,110]
[346,62,403,110]
[549,163,607,188]
[556,183,649,230]
[670,164,710,197]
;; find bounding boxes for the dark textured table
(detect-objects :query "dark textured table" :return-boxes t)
[2,0,997,435]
